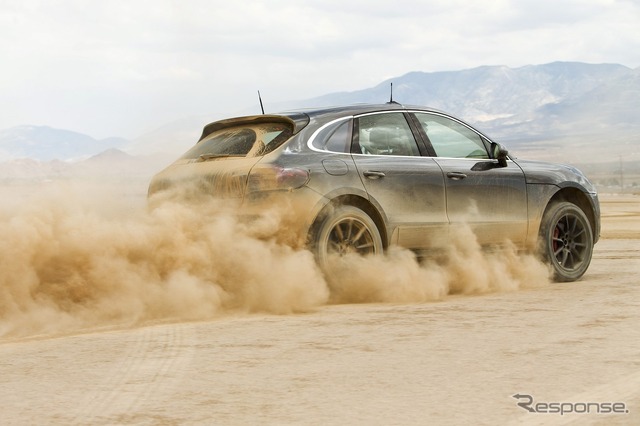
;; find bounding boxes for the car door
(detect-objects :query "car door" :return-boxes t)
[410,112,528,246]
[351,111,448,249]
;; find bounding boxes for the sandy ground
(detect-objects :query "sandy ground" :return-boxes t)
[0,194,639,425]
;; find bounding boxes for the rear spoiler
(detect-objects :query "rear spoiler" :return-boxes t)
[199,113,310,142]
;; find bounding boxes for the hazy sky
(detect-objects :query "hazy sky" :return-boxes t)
[1,0,639,139]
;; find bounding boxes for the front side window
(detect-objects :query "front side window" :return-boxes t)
[356,113,420,156]
[181,122,293,160]
[414,113,488,159]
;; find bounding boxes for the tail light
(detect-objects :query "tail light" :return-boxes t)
[246,166,310,193]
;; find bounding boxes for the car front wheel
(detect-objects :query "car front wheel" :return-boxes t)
[540,201,594,282]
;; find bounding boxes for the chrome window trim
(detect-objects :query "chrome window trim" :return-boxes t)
[306,116,353,153]
[306,109,499,159]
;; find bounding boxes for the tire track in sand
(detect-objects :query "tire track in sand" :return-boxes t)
[69,322,195,424]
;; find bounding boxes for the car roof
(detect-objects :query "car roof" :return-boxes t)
[278,103,447,119]
[199,103,449,141]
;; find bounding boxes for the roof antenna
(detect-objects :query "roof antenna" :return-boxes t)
[258,90,265,114]
[388,82,398,104]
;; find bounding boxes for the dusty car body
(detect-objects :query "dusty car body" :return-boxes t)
[149,103,600,281]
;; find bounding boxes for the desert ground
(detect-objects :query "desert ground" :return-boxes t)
[0,182,638,425]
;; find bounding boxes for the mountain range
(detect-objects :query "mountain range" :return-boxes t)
[0,125,129,162]
[1,62,638,164]
[298,62,639,147]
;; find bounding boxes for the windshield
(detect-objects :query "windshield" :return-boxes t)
[181,122,293,160]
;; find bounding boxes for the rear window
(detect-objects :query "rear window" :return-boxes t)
[181,122,293,160]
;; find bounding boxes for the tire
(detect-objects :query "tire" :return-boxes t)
[311,205,384,270]
[539,201,594,282]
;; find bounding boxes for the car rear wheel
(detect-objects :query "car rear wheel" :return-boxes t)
[540,201,594,282]
[312,205,383,270]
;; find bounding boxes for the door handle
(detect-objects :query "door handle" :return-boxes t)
[446,171,467,180]
[363,171,386,179]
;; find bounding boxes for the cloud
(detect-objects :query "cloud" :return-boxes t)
[0,0,638,138]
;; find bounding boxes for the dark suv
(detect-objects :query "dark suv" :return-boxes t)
[149,103,600,281]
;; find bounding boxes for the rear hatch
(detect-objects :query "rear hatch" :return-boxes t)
[148,117,295,200]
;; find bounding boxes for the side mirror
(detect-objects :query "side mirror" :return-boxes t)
[491,142,509,167]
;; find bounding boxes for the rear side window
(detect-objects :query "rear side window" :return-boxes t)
[181,122,293,160]
[356,112,421,156]
[310,119,352,153]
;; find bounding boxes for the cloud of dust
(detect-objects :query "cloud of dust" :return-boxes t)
[0,182,328,338]
[325,225,549,304]
[0,178,550,339]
